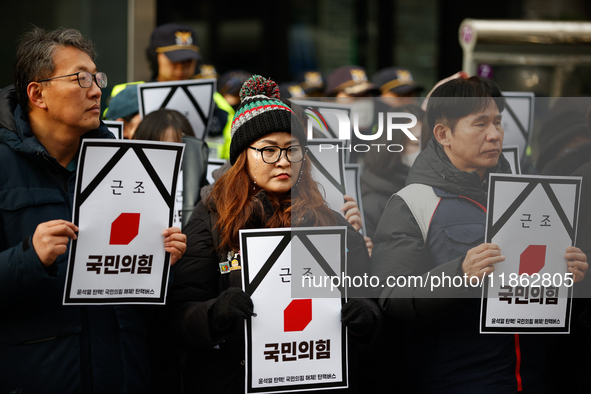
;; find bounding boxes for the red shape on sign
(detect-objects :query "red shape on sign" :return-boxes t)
[519,245,546,275]
[284,299,312,332]
[109,213,140,245]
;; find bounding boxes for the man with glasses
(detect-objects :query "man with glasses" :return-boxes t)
[0,27,186,393]
[371,76,588,393]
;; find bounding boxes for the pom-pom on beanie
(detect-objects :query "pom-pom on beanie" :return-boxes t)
[229,75,306,165]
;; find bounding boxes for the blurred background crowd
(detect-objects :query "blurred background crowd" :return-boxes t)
[2,0,591,169]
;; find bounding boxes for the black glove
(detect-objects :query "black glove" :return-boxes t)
[211,287,254,330]
[341,298,375,336]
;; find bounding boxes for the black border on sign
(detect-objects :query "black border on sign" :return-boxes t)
[481,174,581,333]
[344,163,366,235]
[241,228,348,393]
[64,140,183,304]
[481,276,572,333]
[137,79,216,140]
[501,146,521,175]
[306,139,347,197]
[103,120,124,139]
[501,93,535,161]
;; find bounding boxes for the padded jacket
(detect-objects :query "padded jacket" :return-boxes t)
[371,138,545,394]
[167,190,380,393]
[0,86,150,393]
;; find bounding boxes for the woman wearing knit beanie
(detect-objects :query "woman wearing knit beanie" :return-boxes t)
[166,76,381,393]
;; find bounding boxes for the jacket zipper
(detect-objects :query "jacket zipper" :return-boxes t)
[459,194,523,392]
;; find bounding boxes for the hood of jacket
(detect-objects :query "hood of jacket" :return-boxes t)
[406,138,512,206]
[0,85,113,171]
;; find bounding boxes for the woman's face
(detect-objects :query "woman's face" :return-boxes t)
[246,132,303,195]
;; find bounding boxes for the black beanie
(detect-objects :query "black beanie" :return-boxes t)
[229,75,306,165]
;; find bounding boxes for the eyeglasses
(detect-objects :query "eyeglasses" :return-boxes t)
[37,71,108,89]
[248,145,305,164]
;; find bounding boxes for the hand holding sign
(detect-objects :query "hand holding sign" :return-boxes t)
[462,243,505,282]
[33,220,79,267]
[364,236,373,257]
[341,195,362,232]
[212,287,254,330]
[162,226,186,266]
[565,246,588,283]
[341,298,375,336]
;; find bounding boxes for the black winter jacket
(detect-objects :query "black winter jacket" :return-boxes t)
[371,138,546,394]
[0,86,150,393]
[360,163,409,239]
[168,190,379,393]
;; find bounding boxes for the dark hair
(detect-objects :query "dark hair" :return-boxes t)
[427,76,505,132]
[14,27,97,113]
[133,109,195,141]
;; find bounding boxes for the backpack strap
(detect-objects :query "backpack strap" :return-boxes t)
[392,183,441,243]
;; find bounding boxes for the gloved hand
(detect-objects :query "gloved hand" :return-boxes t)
[211,287,254,330]
[341,298,375,336]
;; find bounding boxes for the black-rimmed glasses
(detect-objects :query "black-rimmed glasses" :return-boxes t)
[37,71,108,89]
[248,145,305,164]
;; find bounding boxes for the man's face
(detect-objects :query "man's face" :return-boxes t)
[156,53,197,81]
[41,46,102,135]
[441,100,504,179]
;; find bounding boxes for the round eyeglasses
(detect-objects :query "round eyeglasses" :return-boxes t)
[37,71,108,89]
[248,145,305,164]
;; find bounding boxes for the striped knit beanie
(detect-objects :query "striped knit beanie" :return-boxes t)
[229,75,306,165]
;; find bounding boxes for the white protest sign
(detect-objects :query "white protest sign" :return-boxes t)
[241,227,348,393]
[64,140,184,305]
[103,120,123,139]
[306,139,347,215]
[344,163,366,235]
[501,146,521,175]
[501,92,534,160]
[137,79,216,140]
[481,174,581,333]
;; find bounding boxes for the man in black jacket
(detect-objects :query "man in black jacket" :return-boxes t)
[0,27,186,393]
[371,76,587,393]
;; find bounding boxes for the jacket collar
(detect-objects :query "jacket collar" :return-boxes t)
[406,138,511,206]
